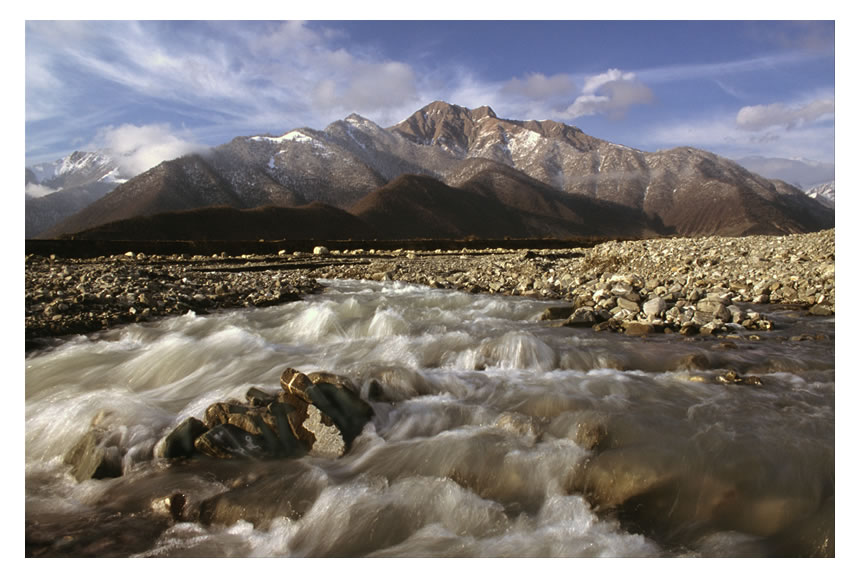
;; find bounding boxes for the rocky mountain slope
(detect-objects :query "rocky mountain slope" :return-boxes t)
[40,102,834,240]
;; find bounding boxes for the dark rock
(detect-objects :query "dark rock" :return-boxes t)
[307,371,359,394]
[540,305,576,321]
[306,381,374,447]
[161,417,207,459]
[194,423,270,459]
[564,307,597,327]
[264,401,311,456]
[245,386,277,406]
[679,324,699,336]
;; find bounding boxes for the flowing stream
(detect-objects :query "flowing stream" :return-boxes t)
[25,279,835,557]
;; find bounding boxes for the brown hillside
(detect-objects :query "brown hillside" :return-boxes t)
[64,202,378,241]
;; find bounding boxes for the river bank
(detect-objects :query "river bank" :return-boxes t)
[25,229,835,348]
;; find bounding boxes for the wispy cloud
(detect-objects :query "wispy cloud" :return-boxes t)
[647,110,835,162]
[636,50,828,85]
[25,20,428,160]
[562,69,654,120]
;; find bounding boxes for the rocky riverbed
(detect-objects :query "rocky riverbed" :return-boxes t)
[25,229,835,348]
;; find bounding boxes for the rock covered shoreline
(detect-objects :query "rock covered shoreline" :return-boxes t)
[25,229,835,347]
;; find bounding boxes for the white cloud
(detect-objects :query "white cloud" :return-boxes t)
[735,99,834,131]
[25,183,58,199]
[89,124,206,177]
[563,68,654,120]
[581,68,634,94]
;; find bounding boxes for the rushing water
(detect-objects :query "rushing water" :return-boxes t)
[25,279,835,557]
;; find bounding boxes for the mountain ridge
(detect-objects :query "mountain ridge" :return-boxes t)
[37,101,834,240]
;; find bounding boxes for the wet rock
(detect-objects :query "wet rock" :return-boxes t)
[679,323,699,336]
[539,305,576,321]
[305,380,375,448]
[675,353,711,370]
[808,304,834,316]
[245,386,277,406]
[203,402,248,429]
[571,446,682,508]
[280,367,315,403]
[194,423,270,459]
[716,370,763,386]
[573,416,609,451]
[494,412,544,440]
[765,496,834,557]
[162,368,375,462]
[159,417,208,459]
[624,321,653,336]
[64,429,124,481]
[264,401,313,456]
[563,307,597,327]
[198,467,324,527]
[307,371,360,394]
[150,493,188,521]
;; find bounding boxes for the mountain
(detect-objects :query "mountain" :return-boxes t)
[40,102,834,240]
[805,181,835,208]
[25,151,124,237]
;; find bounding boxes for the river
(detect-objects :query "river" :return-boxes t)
[25,279,835,557]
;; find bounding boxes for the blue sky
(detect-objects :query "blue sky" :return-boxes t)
[24,14,837,181]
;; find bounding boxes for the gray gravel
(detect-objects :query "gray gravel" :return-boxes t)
[26,230,835,346]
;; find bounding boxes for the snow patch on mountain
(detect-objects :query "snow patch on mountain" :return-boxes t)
[507,128,544,158]
[805,181,835,208]
[250,130,314,144]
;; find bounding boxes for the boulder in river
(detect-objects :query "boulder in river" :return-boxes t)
[154,367,375,465]
[64,428,124,481]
